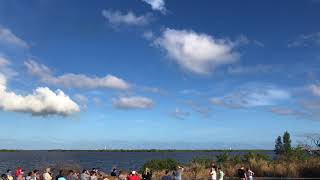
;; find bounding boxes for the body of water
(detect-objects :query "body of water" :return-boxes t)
[0,151,274,174]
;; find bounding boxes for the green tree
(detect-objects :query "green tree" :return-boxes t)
[275,136,283,155]
[283,131,292,154]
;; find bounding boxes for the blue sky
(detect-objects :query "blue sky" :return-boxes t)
[0,0,320,149]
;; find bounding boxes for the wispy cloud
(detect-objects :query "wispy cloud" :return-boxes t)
[142,30,155,40]
[0,55,18,78]
[183,100,211,118]
[170,108,189,119]
[210,86,291,108]
[155,28,240,74]
[113,96,154,110]
[288,32,320,47]
[0,26,29,48]
[25,60,130,90]
[308,84,320,96]
[270,107,305,117]
[0,73,79,116]
[141,0,166,14]
[74,94,88,109]
[102,9,151,26]
[227,64,274,75]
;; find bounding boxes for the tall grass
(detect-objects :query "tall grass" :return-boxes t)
[143,151,320,178]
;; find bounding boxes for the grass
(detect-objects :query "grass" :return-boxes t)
[141,151,320,178]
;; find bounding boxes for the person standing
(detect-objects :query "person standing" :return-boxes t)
[110,168,117,177]
[16,168,25,180]
[127,171,139,180]
[80,170,89,180]
[246,168,254,180]
[237,167,246,180]
[142,168,152,180]
[218,167,224,180]
[55,170,65,180]
[210,166,217,180]
[117,171,126,180]
[43,168,52,180]
[26,172,33,180]
[6,170,13,180]
[89,171,97,180]
[161,170,172,180]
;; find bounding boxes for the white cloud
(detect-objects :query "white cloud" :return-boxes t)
[0,55,18,77]
[227,65,273,75]
[74,94,88,108]
[142,0,166,13]
[0,73,79,116]
[0,56,10,67]
[155,28,239,74]
[170,108,189,120]
[143,30,154,40]
[0,26,29,48]
[25,60,130,90]
[210,86,290,108]
[270,107,304,117]
[308,84,320,96]
[102,9,151,26]
[113,96,154,109]
[288,32,320,47]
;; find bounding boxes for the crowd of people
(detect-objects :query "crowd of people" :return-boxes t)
[0,165,254,180]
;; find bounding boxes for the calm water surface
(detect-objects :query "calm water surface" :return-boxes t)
[0,151,274,173]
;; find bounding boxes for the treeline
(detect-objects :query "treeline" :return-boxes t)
[46,149,270,152]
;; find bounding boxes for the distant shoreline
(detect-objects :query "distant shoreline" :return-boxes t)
[0,149,272,152]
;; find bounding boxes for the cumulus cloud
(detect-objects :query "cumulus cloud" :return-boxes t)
[308,84,320,96]
[170,108,189,120]
[113,96,154,109]
[288,32,320,47]
[24,60,130,90]
[0,73,79,116]
[155,28,240,74]
[141,0,166,13]
[102,9,151,26]
[0,26,29,48]
[210,86,290,108]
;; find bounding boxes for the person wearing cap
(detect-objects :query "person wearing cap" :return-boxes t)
[43,168,52,180]
[127,171,139,180]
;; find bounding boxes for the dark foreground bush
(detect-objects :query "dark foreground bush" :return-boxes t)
[140,158,178,172]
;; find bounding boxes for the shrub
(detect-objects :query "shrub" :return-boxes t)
[216,152,229,163]
[140,158,178,172]
[243,152,270,162]
[190,157,213,168]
